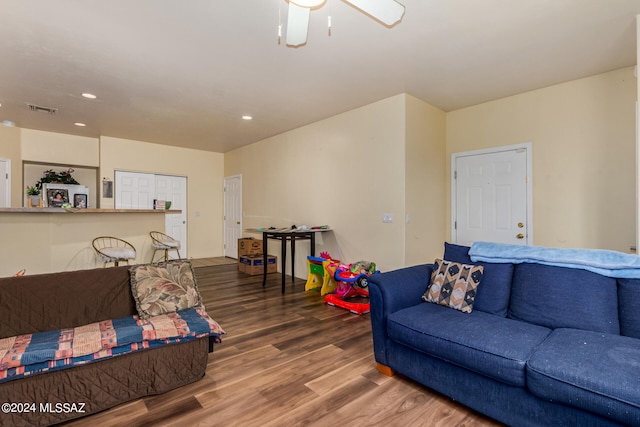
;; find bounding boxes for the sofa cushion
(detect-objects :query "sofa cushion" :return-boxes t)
[130,260,203,320]
[509,263,620,334]
[527,328,640,425]
[387,302,551,387]
[423,259,483,313]
[443,242,513,317]
[617,278,640,339]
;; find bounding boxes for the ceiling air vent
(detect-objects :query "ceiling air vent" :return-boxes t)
[27,103,58,114]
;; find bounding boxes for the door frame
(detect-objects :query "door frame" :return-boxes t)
[451,142,533,245]
[224,174,242,258]
[0,158,10,208]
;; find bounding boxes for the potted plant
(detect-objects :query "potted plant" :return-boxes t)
[35,168,79,191]
[25,185,41,207]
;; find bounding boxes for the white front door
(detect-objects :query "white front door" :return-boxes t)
[115,171,155,209]
[0,159,9,208]
[224,175,242,258]
[156,174,187,259]
[452,143,532,246]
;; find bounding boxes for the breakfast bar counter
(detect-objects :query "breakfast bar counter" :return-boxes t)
[0,208,181,214]
[0,208,181,277]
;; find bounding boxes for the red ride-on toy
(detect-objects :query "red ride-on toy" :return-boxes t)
[324,261,378,315]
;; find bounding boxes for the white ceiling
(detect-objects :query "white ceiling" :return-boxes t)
[0,0,639,153]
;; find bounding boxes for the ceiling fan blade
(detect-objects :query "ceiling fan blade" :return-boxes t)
[343,0,405,26]
[286,3,311,47]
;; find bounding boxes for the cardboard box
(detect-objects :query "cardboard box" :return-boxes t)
[238,238,263,259]
[239,254,277,275]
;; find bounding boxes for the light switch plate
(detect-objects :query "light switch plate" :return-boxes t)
[383,214,393,223]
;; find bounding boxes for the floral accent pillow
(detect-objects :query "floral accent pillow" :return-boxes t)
[130,260,203,319]
[423,258,484,313]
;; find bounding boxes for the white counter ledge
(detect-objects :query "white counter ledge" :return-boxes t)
[0,208,181,214]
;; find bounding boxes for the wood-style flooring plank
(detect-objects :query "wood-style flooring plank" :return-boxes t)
[60,263,502,427]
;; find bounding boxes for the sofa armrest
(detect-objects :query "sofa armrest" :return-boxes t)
[369,264,433,366]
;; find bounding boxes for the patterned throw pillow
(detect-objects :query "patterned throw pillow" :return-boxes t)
[423,259,484,313]
[130,260,203,319]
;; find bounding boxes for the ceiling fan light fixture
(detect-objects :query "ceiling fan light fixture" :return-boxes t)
[345,0,405,26]
[286,2,312,47]
[289,0,325,7]
[284,0,405,47]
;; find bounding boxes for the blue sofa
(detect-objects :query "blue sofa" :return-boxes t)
[369,243,640,426]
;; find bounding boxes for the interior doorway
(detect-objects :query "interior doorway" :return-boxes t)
[451,143,532,246]
[224,175,242,258]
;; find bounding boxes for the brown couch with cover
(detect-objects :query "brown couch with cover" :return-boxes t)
[0,266,212,426]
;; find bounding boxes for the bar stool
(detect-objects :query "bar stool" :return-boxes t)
[150,231,181,262]
[92,236,136,267]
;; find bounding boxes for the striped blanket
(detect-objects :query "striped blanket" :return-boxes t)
[0,307,224,384]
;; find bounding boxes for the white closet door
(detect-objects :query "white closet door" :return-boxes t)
[156,174,187,259]
[0,159,9,208]
[115,171,155,209]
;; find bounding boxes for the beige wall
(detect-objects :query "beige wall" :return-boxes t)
[225,94,448,275]
[447,67,637,252]
[405,95,447,265]
[225,94,411,274]
[21,129,99,166]
[99,136,225,259]
[637,15,640,252]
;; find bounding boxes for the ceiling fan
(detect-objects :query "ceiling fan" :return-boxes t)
[285,0,405,47]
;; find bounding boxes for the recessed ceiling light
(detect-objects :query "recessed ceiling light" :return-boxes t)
[242,115,253,121]
[2,120,15,127]
[81,93,97,99]
[74,122,86,127]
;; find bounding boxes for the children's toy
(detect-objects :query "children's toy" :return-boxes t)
[320,258,340,295]
[304,256,326,291]
[324,261,378,315]
[305,252,340,295]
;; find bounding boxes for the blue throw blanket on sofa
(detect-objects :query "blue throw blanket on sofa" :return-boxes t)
[0,307,224,384]
[469,241,640,279]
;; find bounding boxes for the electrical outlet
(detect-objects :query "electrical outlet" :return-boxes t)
[383,214,393,223]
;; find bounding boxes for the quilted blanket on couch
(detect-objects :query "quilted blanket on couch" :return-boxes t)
[0,307,224,383]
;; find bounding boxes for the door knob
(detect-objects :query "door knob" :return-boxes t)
[517,233,524,239]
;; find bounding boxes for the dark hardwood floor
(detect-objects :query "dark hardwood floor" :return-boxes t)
[64,263,502,427]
